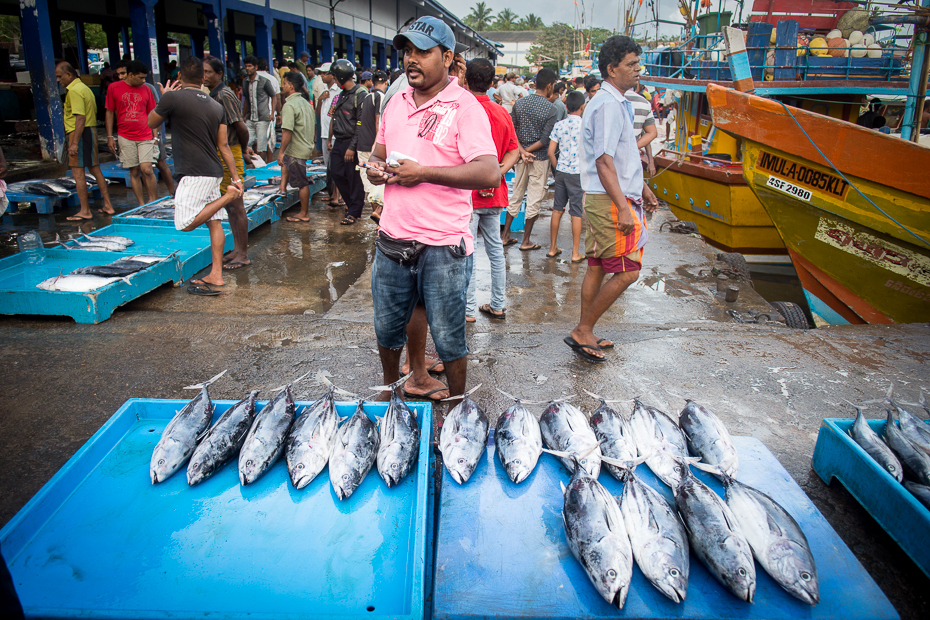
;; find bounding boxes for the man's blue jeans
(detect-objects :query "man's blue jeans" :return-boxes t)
[466,207,507,316]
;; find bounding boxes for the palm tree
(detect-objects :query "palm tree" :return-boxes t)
[493,8,518,31]
[520,14,545,30]
[466,2,495,31]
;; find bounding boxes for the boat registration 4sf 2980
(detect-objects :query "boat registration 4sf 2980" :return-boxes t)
[766,175,812,201]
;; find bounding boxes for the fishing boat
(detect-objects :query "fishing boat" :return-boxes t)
[639,1,911,265]
[705,83,930,325]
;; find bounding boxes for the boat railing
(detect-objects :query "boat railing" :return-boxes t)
[656,148,743,168]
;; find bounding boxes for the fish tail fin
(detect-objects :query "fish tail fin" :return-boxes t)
[664,389,687,404]
[691,460,726,478]
[497,388,518,402]
[560,481,567,494]
[316,372,357,397]
[183,369,228,390]
[438,383,482,402]
[368,372,413,393]
[582,388,604,401]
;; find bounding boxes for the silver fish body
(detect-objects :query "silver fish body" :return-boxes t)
[151,386,214,483]
[620,470,689,602]
[495,401,543,484]
[884,409,930,485]
[540,401,601,477]
[590,402,637,482]
[187,391,259,485]
[562,464,634,608]
[71,236,128,252]
[70,260,149,278]
[238,386,296,485]
[848,407,903,482]
[376,390,420,487]
[37,274,125,292]
[723,477,819,605]
[84,234,135,246]
[679,400,739,478]
[329,405,380,500]
[440,396,489,484]
[676,467,756,603]
[630,400,689,488]
[904,481,930,510]
[286,390,340,489]
[889,400,930,455]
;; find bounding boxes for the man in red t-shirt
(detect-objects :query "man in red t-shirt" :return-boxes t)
[105,60,158,206]
[465,58,521,322]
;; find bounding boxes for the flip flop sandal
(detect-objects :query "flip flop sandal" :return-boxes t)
[427,360,445,374]
[223,261,250,271]
[597,338,615,349]
[479,304,506,319]
[403,385,450,402]
[546,249,562,257]
[340,215,358,225]
[502,238,518,247]
[519,244,542,251]
[187,284,220,296]
[563,336,606,363]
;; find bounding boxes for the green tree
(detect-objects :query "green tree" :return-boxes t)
[519,14,545,30]
[525,22,615,71]
[465,2,495,31]
[492,9,518,31]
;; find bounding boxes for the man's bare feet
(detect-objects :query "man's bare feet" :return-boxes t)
[569,327,605,360]
[96,208,116,215]
[401,356,444,375]
[286,215,310,222]
[403,374,449,401]
[192,277,224,287]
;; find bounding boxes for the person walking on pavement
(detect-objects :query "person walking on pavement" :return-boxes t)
[105,60,159,207]
[365,16,499,404]
[356,69,388,218]
[203,56,253,270]
[277,72,317,223]
[497,72,522,112]
[55,62,114,220]
[242,55,279,166]
[316,63,343,209]
[464,58,520,323]
[328,59,366,225]
[148,56,243,293]
[501,68,558,251]
[257,57,281,157]
[565,35,658,363]
[547,90,586,262]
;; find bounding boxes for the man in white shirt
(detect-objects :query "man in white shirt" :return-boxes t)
[316,64,342,207]
[497,72,523,112]
[257,58,281,158]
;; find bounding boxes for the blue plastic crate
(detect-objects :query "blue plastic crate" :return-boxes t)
[0,249,181,323]
[500,199,525,233]
[115,197,275,232]
[813,417,930,578]
[0,398,433,620]
[433,434,897,620]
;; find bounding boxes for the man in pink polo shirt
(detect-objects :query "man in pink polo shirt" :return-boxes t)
[366,16,499,404]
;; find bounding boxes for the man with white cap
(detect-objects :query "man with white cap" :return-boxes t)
[366,16,499,404]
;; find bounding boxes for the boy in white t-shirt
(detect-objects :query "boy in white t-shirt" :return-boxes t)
[547,90,586,262]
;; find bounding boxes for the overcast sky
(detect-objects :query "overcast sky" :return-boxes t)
[464,0,751,37]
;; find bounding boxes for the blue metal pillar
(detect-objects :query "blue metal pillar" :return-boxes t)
[376,42,386,71]
[19,0,65,161]
[274,20,284,63]
[345,34,355,65]
[294,23,307,59]
[390,47,398,70]
[190,32,203,58]
[321,28,333,62]
[129,0,160,82]
[254,14,273,64]
[121,27,130,59]
[226,10,239,67]
[360,37,372,69]
[154,0,170,76]
[202,2,225,61]
[74,22,89,74]
[106,27,121,65]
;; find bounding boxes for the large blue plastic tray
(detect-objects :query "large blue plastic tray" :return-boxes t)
[0,398,433,620]
[0,249,180,323]
[433,434,897,620]
[114,197,276,232]
[813,417,930,578]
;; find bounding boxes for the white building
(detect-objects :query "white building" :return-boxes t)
[479,31,541,69]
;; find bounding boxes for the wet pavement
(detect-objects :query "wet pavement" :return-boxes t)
[1,182,928,618]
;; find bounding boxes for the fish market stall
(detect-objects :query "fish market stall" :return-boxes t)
[95,158,174,186]
[0,398,433,619]
[114,189,285,230]
[4,179,104,215]
[431,434,898,620]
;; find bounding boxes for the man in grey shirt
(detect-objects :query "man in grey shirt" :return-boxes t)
[242,55,279,165]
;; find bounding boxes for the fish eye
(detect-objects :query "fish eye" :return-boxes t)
[297,464,304,470]
[158,459,165,465]
[514,459,521,465]
[342,474,349,480]
[247,460,253,466]
[800,572,811,582]
[669,568,680,577]
[738,568,747,577]
[581,459,587,464]
[889,465,896,471]
[607,569,617,579]
[392,463,399,469]
[674,465,681,473]
[458,458,465,465]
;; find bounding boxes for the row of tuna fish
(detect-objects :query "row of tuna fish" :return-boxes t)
[847,387,930,509]
[150,372,422,500]
[436,389,818,609]
[37,255,167,292]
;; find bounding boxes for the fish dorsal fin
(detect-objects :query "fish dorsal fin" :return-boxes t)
[765,509,784,538]
[195,426,211,442]
[647,508,661,534]
[560,481,567,495]
[441,383,482,402]
[183,369,228,390]
[368,372,414,393]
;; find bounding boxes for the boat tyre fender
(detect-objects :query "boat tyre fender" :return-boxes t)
[715,252,751,281]
[770,301,810,330]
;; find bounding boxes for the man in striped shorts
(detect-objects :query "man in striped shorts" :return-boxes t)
[148,56,243,291]
[565,35,658,363]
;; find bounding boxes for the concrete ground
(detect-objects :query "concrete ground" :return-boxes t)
[1,182,928,618]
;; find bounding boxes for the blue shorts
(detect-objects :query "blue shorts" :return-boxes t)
[371,243,473,362]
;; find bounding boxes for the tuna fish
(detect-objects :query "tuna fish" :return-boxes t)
[586,391,637,482]
[561,457,634,609]
[695,462,818,604]
[675,463,756,603]
[329,403,380,500]
[239,374,309,485]
[439,385,489,484]
[371,374,420,488]
[678,399,739,479]
[286,377,352,489]
[150,370,227,483]
[540,398,602,477]
[187,390,260,486]
[82,234,135,246]
[70,235,128,252]
[847,404,903,482]
[70,260,150,278]
[630,399,691,488]
[888,400,930,456]
[37,274,127,291]
[904,481,930,510]
[495,391,544,484]
[883,409,930,485]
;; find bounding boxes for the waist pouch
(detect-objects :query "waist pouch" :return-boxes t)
[377,231,427,266]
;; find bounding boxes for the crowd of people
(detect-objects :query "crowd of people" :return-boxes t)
[51,15,660,405]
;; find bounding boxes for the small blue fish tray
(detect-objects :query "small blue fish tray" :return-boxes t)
[813,417,930,579]
[0,398,433,620]
[6,187,103,215]
[433,435,897,620]
[114,197,276,232]
[96,159,170,186]
[0,249,180,323]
